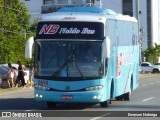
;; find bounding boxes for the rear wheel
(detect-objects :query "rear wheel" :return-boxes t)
[115,95,124,100]
[153,69,159,73]
[123,92,131,101]
[47,102,57,109]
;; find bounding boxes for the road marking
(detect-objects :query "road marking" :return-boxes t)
[156,81,160,83]
[139,81,160,87]
[142,97,154,102]
[141,84,148,87]
[150,83,154,85]
[89,113,110,120]
[25,109,37,111]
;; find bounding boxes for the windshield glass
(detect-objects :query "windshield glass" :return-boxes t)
[34,41,102,80]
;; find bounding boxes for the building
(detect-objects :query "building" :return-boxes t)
[103,0,160,51]
[19,0,43,22]
[20,0,160,51]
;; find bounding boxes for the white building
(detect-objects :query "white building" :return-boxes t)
[19,0,43,22]
[21,0,160,51]
[103,0,160,51]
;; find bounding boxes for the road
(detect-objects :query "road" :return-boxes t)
[0,74,160,119]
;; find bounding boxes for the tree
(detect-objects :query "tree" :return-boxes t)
[0,0,31,64]
[144,43,160,64]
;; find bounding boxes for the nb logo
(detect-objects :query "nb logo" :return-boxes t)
[39,24,60,34]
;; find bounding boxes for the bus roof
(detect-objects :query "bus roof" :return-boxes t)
[39,7,137,23]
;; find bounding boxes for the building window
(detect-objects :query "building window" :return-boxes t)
[25,0,30,1]
[71,0,82,4]
[44,0,53,4]
[122,0,133,16]
[57,0,68,4]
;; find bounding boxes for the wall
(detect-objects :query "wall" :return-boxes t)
[19,0,43,23]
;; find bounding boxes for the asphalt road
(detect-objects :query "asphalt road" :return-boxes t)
[0,74,160,119]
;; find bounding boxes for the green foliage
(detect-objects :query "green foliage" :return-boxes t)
[0,0,36,65]
[144,44,160,64]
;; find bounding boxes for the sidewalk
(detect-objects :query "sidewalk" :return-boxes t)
[0,84,33,94]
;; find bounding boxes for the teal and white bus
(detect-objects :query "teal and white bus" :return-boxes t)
[25,6,139,108]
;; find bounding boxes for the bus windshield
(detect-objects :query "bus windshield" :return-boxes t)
[34,41,102,80]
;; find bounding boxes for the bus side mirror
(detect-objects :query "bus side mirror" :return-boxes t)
[102,36,110,58]
[25,37,34,58]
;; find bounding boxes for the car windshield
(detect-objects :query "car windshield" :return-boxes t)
[34,41,102,80]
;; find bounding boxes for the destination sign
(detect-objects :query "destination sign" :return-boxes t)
[36,22,104,40]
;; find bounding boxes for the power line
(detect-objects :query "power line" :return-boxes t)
[0,28,34,35]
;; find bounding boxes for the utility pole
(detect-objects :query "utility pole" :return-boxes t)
[136,0,142,63]
[136,0,140,36]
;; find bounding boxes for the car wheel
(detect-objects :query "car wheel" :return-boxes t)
[152,69,159,73]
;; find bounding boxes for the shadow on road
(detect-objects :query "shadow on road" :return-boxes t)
[1,97,160,111]
[0,98,98,110]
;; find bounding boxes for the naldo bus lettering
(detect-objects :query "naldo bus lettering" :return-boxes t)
[39,24,95,35]
[25,6,140,108]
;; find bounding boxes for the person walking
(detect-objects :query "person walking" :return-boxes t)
[15,61,26,88]
[6,63,14,88]
[29,62,34,88]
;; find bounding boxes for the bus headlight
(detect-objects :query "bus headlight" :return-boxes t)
[85,85,103,91]
[34,84,50,91]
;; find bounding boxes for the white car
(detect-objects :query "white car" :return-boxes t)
[140,62,160,73]
[0,64,29,84]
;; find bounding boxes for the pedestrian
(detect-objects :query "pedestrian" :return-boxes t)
[6,63,14,88]
[15,61,26,88]
[29,62,34,88]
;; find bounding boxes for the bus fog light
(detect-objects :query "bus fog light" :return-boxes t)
[97,95,103,99]
[92,96,97,99]
[35,94,39,98]
[39,95,43,98]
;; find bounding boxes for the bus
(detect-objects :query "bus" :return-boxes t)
[25,6,140,108]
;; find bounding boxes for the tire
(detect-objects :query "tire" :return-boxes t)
[123,79,132,101]
[123,92,131,101]
[100,100,110,107]
[152,69,159,73]
[47,102,57,109]
[115,95,124,100]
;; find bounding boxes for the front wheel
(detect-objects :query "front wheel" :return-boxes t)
[100,100,110,107]
[47,102,57,109]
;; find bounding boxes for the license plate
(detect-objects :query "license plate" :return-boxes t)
[61,95,73,100]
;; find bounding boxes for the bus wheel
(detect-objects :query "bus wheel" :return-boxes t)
[123,92,131,101]
[47,102,57,109]
[123,90,131,101]
[115,95,123,100]
[100,100,110,107]
[124,78,132,101]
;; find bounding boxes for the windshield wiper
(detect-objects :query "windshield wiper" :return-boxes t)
[52,44,86,79]
[52,44,72,77]
[52,59,68,77]
[72,54,86,80]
